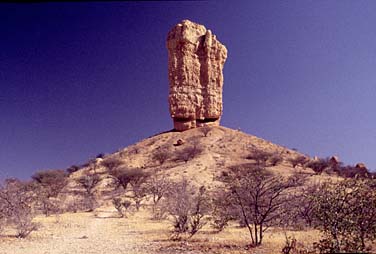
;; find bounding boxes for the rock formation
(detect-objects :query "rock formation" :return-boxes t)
[167,20,227,131]
[355,162,367,170]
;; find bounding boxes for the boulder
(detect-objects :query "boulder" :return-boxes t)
[355,163,367,169]
[329,156,340,165]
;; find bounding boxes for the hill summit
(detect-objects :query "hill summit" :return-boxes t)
[64,126,310,208]
[64,20,311,206]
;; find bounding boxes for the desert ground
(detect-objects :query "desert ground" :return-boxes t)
[2,126,374,253]
[0,205,320,254]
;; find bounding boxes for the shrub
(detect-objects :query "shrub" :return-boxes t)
[152,148,169,165]
[32,169,68,216]
[217,164,303,246]
[312,179,376,253]
[77,174,100,193]
[76,174,101,212]
[65,198,85,213]
[110,168,150,211]
[145,170,173,219]
[287,183,320,229]
[281,234,314,254]
[281,234,297,254]
[110,167,142,190]
[0,208,5,235]
[12,209,38,238]
[0,179,37,238]
[96,153,105,159]
[339,165,370,178]
[246,150,282,166]
[211,190,235,232]
[269,153,283,166]
[32,169,67,197]
[199,126,211,137]
[112,198,132,218]
[288,156,309,168]
[128,172,150,211]
[188,186,209,237]
[164,179,211,240]
[175,145,203,163]
[100,157,122,171]
[77,197,97,212]
[245,150,271,165]
[66,165,80,174]
[305,158,330,174]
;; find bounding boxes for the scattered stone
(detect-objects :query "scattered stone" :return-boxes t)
[174,139,185,146]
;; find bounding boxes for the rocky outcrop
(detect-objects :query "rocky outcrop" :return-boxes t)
[167,20,227,131]
[355,163,367,169]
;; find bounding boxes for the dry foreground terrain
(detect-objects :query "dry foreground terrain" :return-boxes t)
[0,207,320,254]
[1,126,374,253]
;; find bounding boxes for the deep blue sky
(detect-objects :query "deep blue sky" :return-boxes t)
[1,1,375,179]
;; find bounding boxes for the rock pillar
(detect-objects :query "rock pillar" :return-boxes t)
[167,20,227,131]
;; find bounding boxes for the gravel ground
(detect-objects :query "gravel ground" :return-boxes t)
[0,210,156,254]
[0,207,327,254]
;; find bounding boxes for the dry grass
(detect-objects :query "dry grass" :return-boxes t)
[0,206,320,254]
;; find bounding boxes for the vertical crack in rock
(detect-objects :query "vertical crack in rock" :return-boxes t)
[167,20,227,131]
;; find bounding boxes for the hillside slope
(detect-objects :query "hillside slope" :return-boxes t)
[63,126,314,207]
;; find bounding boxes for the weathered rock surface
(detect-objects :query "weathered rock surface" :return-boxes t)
[167,20,227,131]
[355,162,367,169]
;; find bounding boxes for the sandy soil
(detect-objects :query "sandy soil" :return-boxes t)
[0,206,321,254]
[0,209,156,254]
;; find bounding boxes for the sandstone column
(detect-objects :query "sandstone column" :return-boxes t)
[167,20,227,131]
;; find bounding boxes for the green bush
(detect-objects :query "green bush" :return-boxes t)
[312,179,376,253]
